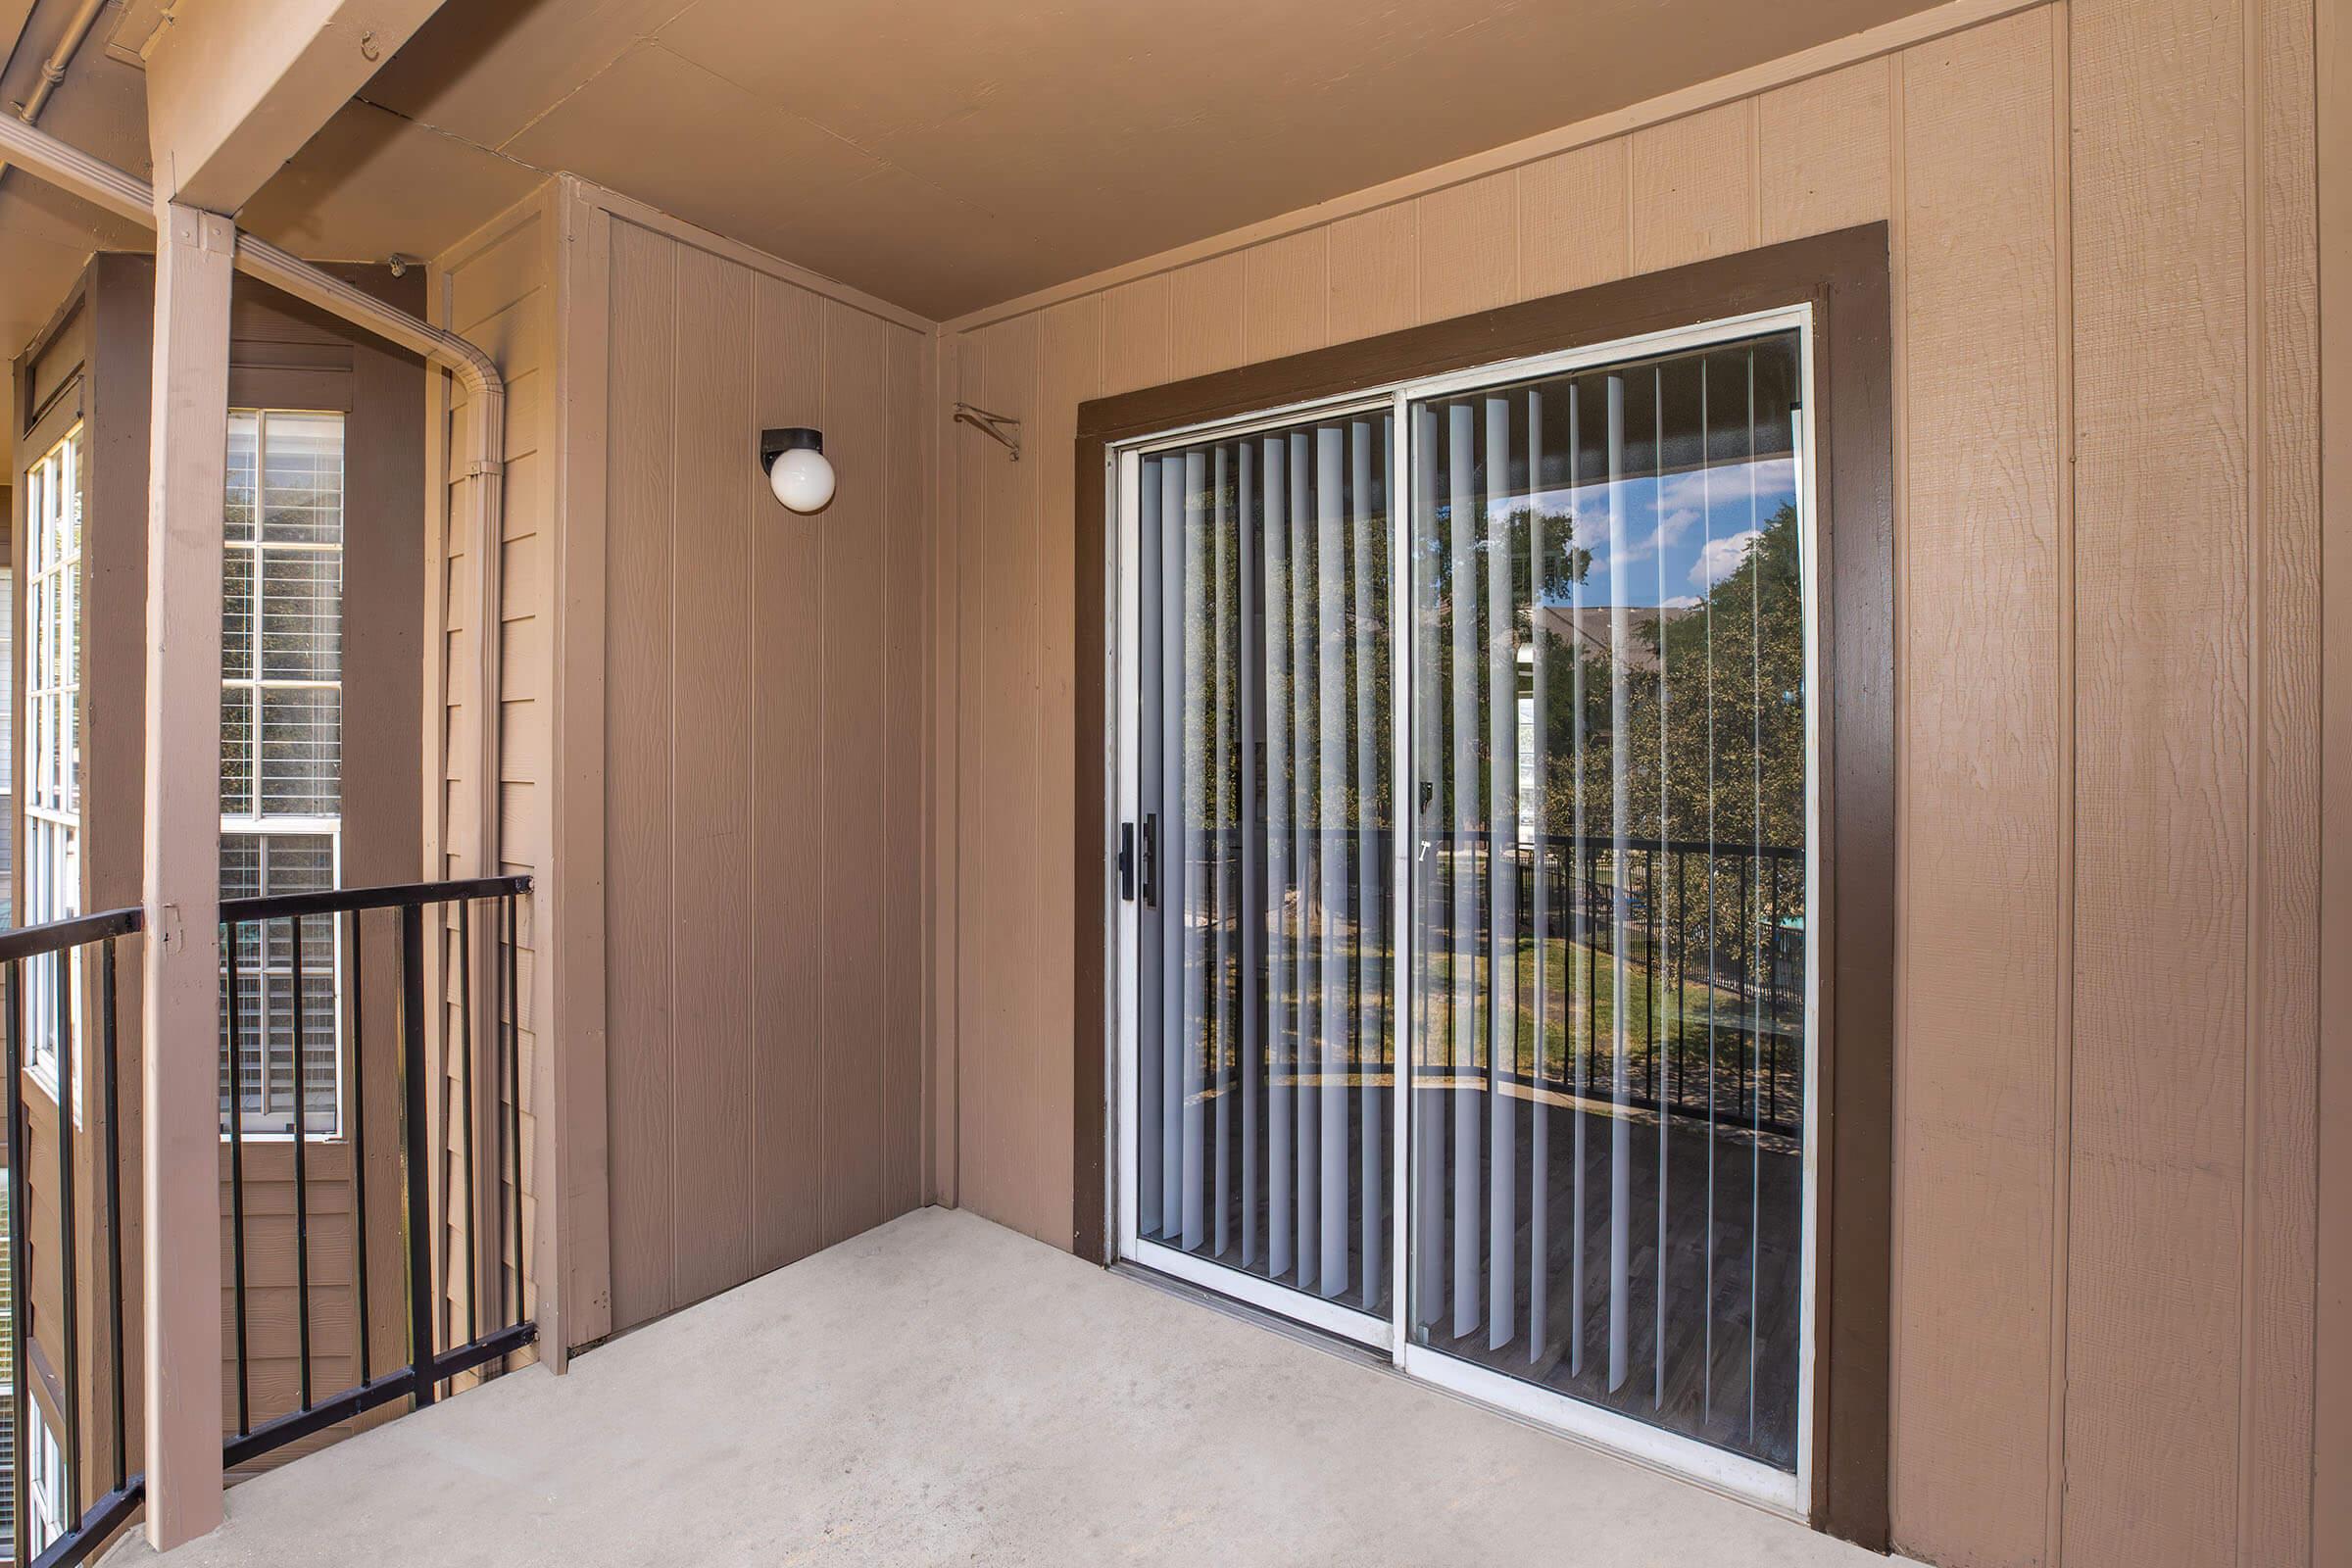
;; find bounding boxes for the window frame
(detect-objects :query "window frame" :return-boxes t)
[23,1396,65,1557]
[219,406,350,1142]
[1069,223,1894,1544]
[21,420,85,1102]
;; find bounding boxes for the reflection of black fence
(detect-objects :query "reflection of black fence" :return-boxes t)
[1166,826,1804,1140]
[1436,834,1805,1142]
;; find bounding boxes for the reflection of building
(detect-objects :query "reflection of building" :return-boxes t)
[1528,604,1700,671]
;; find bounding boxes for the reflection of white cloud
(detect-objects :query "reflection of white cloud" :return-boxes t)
[1651,457,1797,517]
[1661,594,1700,610]
[1690,529,1762,590]
[1589,503,1701,568]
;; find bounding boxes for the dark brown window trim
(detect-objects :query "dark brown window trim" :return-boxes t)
[1070,221,1893,1548]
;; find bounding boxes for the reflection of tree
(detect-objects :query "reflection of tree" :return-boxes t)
[1532,500,1804,853]
[1174,455,1396,839]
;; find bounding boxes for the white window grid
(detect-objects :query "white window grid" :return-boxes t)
[22,425,82,1099]
[219,410,346,1141]
[24,1398,64,1557]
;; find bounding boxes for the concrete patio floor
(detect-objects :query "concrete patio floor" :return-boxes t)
[122,1206,1888,1566]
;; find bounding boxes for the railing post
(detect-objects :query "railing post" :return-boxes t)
[140,199,231,1550]
[400,903,437,1409]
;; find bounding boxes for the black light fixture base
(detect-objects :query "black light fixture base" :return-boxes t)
[760,426,823,472]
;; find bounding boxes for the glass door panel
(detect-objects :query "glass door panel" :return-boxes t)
[1134,414,1395,1322]
[1404,329,1810,1471]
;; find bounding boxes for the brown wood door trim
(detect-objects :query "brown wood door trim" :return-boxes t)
[1070,222,1893,1547]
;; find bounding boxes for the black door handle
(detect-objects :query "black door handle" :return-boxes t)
[1140,813,1158,907]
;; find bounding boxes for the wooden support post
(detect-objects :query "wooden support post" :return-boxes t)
[140,200,231,1550]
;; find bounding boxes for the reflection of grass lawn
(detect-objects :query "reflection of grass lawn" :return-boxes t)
[1427,933,1776,1081]
[1228,924,1792,1087]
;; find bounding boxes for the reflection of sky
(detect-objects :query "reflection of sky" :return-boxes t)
[1538,456,1796,609]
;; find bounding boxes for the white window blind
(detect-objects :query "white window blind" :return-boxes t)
[219,410,346,1137]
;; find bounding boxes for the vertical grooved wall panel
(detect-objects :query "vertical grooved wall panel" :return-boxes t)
[592,215,932,1331]
[749,274,827,1274]
[1415,172,1519,320]
[2244,0,2322,1557]
[1327,203,1418,345]
[1244,228,1331,365]
[601,218,678,1330]
[1629,100,1757,271]
[1168,252,1247,383]
[885,324,933,1220]
[1518,141,1632,301]
[1757,60,1893,244]
[2068,0,2250,1560]
[1102,273,1173,396]
[819,302,893,1248]
[955,313,1045,1238]
[1030,296,1104,1247]
[665,246,757,1303]
[1889,12,2062,1562]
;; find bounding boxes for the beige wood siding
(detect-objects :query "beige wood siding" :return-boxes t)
[432,191,557,1366]
[933,3,2326,1563]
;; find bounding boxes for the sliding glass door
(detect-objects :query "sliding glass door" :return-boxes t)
[1401,327,1809,1484]
[1125,413,1396,1338]
[1115,313,1815,1502]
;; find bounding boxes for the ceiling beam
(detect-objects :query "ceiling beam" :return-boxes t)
[142,0,448,212]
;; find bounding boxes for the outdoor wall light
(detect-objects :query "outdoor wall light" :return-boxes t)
[760,427,836,513]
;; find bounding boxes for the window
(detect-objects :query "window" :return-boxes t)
[0,563,16,928]
[219,410,345,1138]
[22,425,83,1090]
[22,1401,63,1557]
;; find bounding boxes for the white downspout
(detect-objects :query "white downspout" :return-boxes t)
[0,0,113,189]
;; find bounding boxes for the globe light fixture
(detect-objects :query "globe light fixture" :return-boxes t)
[760,426,835,513]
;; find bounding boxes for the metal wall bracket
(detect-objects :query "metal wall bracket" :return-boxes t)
[953,401,1022,461]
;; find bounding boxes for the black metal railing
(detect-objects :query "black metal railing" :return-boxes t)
[0,874,533,1568]
[219,875,535,1471]
[0,907,144,1568]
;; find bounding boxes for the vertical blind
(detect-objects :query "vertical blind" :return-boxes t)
[1129,329,1809,1473]
[1137,416,1395,1314]
[1408,331,1807,1467]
